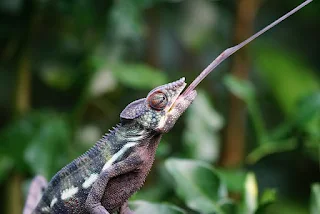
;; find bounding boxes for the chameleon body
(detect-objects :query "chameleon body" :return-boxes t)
[24,78,197,214]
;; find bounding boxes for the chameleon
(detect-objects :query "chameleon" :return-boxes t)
[23,1,312,213]
[24,77,196,214]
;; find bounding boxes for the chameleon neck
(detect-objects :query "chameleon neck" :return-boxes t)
[89,121,150,165]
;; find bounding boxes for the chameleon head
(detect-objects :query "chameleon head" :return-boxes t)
[120,77,197,133]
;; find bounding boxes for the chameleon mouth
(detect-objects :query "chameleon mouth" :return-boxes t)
[177,78,197,98]
[163,77,197,113]
[168,88,197,114]
[177,89,197,102]
[168,78,197,112]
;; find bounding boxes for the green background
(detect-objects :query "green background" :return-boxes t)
[0,0,319,213]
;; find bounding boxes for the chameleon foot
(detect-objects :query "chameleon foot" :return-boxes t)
[90,205,110,214]
[120,202,135,214]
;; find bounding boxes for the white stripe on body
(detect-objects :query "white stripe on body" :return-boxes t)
[82,173,99,189]
[50,197,58,207]
[102,142,138,172]
[61,186,79,200]
[41,206,50,213]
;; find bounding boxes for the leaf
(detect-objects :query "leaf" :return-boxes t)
[255,189,277,214]
[219,199,237,214]
[0,113,44,170]
[131,163,172,202]
[243,173,258,214]
[216,168,246,193]
[294,92,320,125]
[165,158,227,213]
[130,201,186,214]
[112,64,168,89]
[183,91,224,162]
[246,139,297,164]
[255,44,319,118]
[224,74,266,143]
[224,74,255,102]
[310,183,320,214]
[294,92,320,137]
[24,115,70,178]
[0,112,71,177]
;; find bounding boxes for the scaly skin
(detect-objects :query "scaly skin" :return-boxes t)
[24,78,197,214]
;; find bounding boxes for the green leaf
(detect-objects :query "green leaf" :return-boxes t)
[112,64,168,89]
[131,163,172,202]
[183,91,224,162]
[310,183,320,214]
[255,189,277,214]
[255,44,319,118]
[24,116,70,178]
[224,75,255,102]
[130,201,186,214]
[294,92,320,138]
[0,113,45,170]
[224,74,266,144]
[216,168,246,193]
[0,112,71,176]
[219,199,237,214]
[260,189,276,205]
[165,158,227,214]
[246,139,297,164]
[294,92,320,125]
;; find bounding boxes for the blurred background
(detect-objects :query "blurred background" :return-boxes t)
[0,0,319,213]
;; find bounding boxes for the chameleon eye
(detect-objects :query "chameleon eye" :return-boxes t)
[148,92,168,110]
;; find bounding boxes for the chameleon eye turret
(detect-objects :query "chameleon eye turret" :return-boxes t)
[148,91,168,110]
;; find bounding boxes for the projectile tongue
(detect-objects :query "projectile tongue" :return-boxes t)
[182,0,313,96]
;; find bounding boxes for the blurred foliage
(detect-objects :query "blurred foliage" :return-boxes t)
[165,158,230,213]
[130,201,187,214]
[0,0,319,214]
[183,91,224,162]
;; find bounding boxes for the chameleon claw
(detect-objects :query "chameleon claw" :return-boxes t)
[90,206,110,214]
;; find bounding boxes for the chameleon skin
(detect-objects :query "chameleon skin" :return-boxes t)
[27,78,197,214]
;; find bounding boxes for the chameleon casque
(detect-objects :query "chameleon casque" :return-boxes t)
[23,1,312,213]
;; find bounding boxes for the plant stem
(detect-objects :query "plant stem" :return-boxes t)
[220,0,261,167]
[8,50,32,214]
[247,98,267,145]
